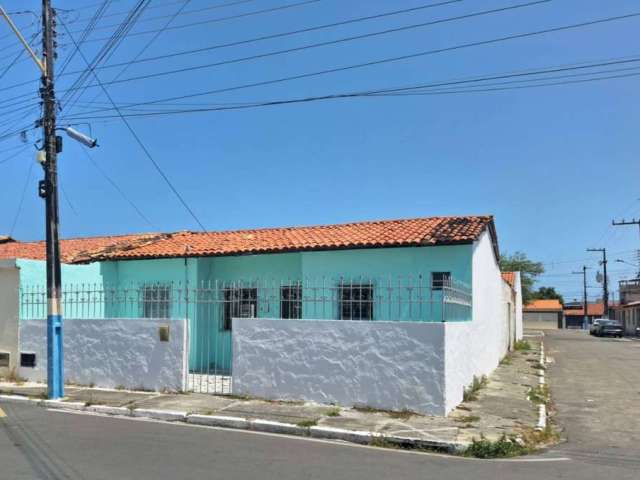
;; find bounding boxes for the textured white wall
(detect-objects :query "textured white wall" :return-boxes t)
[444,230,509,414]
[514,272,523,340]
[233,318,448,415]
[19,318,187,391]
[0,261,19,376]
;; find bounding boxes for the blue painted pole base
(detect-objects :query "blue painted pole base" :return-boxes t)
[47,314,64,399]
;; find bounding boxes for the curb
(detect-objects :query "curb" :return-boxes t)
[535,341,548,431]
[0,394,464,454]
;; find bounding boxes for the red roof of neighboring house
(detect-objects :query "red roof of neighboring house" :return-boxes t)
[0,215,496,264]
[524,299,563,312]
[0,233,163,263]
[563,303,605,316]
[501,271,516,287]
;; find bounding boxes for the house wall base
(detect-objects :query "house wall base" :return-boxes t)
[19,318,187,392]
[232,318,447,416]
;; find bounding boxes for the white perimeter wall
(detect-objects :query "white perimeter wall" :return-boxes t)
[19,318,187,392]
[444,230,509,414]
[514,272,524,340]
[0,261,19,376]
[233,318,448,415]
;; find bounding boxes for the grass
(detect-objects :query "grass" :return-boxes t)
[115,384,126,391]
[514,340,531,351]
[353,405,417,420]
[465,435,527,458]
[453,415,480,424]
[500,355,513,366]
[324,407,341,417]
[463,375,488,402]
[528,385,550,405]
[296,419,318,428]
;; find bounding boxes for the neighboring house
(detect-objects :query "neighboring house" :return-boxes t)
[613,279,640,335]
[563,303,604,329]
[501,271,523,346]
[0,215,516,415]
[523,299,563,330]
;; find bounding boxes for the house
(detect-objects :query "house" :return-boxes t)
[523,299,563,330]
[501,271,523,346]
[563,302,605,329]
[613,279,640,335]
[0,215,520,415]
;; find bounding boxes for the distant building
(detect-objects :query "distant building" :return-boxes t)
[563,303,604,329]
[523,299,563,330]
[613,279,640,335]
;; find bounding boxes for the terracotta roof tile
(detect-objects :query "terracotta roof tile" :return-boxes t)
[0,233,161,263]
[0,215,495,263]
[563,303,605,316]
[501,271,516,287]
[524,299,563,311]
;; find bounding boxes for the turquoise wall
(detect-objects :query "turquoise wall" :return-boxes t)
[17,245,473,374]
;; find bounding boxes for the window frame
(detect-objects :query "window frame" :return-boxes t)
[338,283,374,321]
[431,272,452,291]
[280,284,302,320]
[142,284,172,319]
[222,287,258,331]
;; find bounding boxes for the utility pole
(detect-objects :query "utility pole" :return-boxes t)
[587,248,609,318]
[40,0,63,400]
[572,266,590,330]
[612,218,640,239]
[2,2,96,400]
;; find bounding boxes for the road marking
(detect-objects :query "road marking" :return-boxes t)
[46,408,571,463]
[0,406,6,418]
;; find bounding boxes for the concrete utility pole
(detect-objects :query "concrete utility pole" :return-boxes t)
[2,2,95,399]
[1,1,63,399]
[40,0,64,400]
[572,266,590,330]
[587,248,609,318]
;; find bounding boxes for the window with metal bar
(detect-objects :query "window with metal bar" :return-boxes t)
[280,285,302,319]
[142,285,171,319]
[431,272,451,291]
[338,284,373,320]
[223,287,257,330]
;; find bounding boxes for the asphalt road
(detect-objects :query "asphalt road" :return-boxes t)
[0,329,638,480]
[544,329,640,469]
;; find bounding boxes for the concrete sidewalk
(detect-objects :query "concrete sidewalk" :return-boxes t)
[0,337,548,453]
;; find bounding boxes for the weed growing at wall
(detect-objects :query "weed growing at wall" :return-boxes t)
[463,375,488,402]
[514,340,531,351]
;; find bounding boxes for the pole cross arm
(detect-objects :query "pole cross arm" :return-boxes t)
[0,6,46,74]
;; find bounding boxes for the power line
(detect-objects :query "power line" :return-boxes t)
[9,158,34,236]
[58,0,547,116]
[83,0,193,108]
[0,0,465,98]
[80,147,155,228]
[59,14,207,232]
[74,0,325,43]
[60,55,640,121]
[0,144,30,164]
[60,1,151,110]
[57,10,640,118]
[66,0,260,31]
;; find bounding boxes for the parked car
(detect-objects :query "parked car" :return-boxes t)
[589,319,606,335]
[593,320,624,338]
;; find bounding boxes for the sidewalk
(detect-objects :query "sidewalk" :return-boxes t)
[0,336,549,454]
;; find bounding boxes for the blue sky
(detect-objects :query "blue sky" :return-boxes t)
[0,0,639,301]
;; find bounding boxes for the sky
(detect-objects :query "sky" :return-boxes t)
[0,0,638,302]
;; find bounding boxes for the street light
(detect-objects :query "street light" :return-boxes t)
[615,259,639,268]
